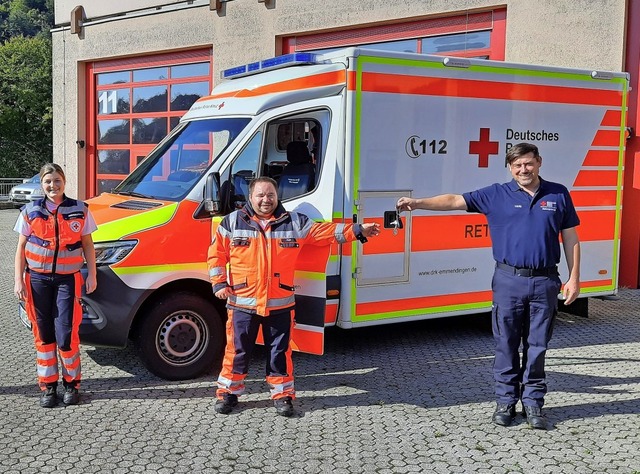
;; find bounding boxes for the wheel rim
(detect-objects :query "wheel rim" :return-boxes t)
[155,311,209,366]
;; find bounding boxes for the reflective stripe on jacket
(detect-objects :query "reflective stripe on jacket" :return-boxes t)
[207,202,361,316]
[23,197,88,274]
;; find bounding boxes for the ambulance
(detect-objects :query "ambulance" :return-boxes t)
[73,48,628,380]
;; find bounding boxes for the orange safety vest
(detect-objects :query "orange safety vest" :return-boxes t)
[23,197,88,274]
[208,202,362,316]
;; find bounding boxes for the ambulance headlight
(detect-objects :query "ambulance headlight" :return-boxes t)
[94,240,137,266]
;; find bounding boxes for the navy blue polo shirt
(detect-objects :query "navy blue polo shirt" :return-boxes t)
[462,177,579,269]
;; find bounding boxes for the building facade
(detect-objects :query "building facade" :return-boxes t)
[51,0,640,287]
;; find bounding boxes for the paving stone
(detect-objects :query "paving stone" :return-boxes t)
[1,207,639,473]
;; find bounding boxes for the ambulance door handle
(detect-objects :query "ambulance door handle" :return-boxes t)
[383,210,403,235]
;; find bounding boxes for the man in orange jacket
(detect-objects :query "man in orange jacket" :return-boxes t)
[208,177,379,416]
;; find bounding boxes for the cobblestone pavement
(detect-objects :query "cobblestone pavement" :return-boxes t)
[0,207,638,473]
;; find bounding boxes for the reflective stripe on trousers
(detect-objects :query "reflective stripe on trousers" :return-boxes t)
[36,342,58,385]
[25,271,83,389]
[216,307,295,400]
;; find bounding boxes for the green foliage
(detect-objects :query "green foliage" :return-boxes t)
[0,35,52,176]
[0,0,53,42]
[0,0,53,177]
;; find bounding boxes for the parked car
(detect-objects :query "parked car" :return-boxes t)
[9,175,43,207]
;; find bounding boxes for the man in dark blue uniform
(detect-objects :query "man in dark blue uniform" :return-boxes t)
[397,142,580,430]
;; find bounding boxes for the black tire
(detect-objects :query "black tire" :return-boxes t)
[135,292,224,380]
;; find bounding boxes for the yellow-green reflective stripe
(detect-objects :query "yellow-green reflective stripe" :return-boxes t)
[358,55,628,85]
[350,58,369,321]
[295,271,325,281]
[355,301,492,322]
[581,286,616,295]
[356,290,612,322]
[113,262,206,275]
[92,203,179,242]
[610,80,628,287]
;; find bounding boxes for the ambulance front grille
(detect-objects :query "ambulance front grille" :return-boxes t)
[111,200,162,210]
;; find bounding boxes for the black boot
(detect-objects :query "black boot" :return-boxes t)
[523,405,548,430]
[40,384,58,408]
[492,403,516,426]
[62,384,80,405]
[274,396,294,417]
[214,393,238,414]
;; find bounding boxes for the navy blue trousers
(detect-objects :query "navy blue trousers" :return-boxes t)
[226,308,292,377]
[217,307,296,399]
[491,267,561,408]
[28,271,78,351]
[26,270,83,389]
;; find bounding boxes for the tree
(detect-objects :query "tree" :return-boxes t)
[0,35,52,176]
[0,0,52,177]
[0,0,53,42]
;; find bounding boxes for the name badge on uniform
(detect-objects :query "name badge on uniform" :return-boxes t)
[279,238,299,248]
[232,237,250,247]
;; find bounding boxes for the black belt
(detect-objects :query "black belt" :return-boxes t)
[496,262,557,277]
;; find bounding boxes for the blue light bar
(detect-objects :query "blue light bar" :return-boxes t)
[222,64,247,78]
[221,52,319,80]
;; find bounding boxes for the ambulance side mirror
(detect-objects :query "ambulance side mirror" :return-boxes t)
[204,172,222,214]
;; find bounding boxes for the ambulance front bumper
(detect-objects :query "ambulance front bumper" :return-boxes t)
[16,266,148,348]
[79,266,149,348]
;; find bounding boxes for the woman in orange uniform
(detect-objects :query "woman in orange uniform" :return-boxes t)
[14,163,97,408]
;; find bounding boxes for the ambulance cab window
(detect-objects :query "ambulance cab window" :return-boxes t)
[220,130,262,211]
[265,115,324,201]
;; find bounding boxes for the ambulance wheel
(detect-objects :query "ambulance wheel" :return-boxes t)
[135,292,224,380]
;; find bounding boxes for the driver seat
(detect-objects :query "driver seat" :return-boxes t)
[278,141,315,200]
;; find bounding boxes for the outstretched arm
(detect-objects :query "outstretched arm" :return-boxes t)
[397,194,468,212]
[359,222,380,238]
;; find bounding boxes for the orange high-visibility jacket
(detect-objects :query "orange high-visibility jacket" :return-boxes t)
[208,202,363,316]
[23,197,88,274]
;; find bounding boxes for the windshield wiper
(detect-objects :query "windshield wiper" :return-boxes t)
[115,190,155,199]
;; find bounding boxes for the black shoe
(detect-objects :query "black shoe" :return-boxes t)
[214,393,238,414]
[492,403,516,426]
[40,385,58,408]
[274,396,294,417]
[63,386,80,405]
[523,405,548,430]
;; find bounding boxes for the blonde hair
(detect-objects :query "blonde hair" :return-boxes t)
[39,163,66,182]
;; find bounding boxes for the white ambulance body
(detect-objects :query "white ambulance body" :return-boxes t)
[76,48,627,379]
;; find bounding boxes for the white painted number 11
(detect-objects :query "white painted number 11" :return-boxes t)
[98,90,118,115]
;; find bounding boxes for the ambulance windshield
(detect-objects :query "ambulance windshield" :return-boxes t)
[113,117,250,201]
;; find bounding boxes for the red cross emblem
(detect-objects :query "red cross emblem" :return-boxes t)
[469,128,499,168]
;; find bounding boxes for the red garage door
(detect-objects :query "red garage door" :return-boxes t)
[86,49,212,197]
